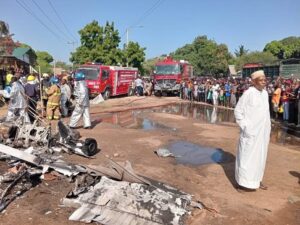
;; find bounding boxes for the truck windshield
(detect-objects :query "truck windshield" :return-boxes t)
[76,67,99,80]
[154,64,180,75]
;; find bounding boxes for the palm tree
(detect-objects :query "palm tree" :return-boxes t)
[234,45,249,57]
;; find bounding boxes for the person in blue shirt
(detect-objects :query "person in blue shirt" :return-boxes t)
[224,81,231,107]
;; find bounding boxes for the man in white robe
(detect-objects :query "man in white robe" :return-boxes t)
[234,70,271,190]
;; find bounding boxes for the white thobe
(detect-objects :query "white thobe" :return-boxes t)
[234,87,271,189]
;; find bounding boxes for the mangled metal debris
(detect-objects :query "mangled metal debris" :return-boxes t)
[0,118,50,148]
[0,118,99,158]
[63,176,195,225]
[0,144,148,183]
[49,120,98,157]
[83,160,150,184]
[0,118,205,224]
[0,164,37,212]
[155,148,175,158]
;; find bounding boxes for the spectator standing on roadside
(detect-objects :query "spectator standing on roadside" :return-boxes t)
[234,70,270,191]
[224,81,231,107]
[272,84,282,120]
[134,76,144,96]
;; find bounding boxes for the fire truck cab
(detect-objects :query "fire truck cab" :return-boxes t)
[153,56,193,96]
[76,63,138,99]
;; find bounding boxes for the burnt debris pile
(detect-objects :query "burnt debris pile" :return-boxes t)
[0,117,202,225]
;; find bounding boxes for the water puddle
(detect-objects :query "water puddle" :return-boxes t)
[167,141,234,166]
[95,102,300,147]
[99,111,175,131]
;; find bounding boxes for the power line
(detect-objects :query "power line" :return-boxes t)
[132,0,165,27]
[15,0,67,43]
[31,0,75,42]
[47,0,77,41]
[122,0,166,39]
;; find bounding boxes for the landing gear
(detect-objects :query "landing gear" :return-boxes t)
[81,138,98,156]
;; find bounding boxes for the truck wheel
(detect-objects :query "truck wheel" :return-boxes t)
[154,91,162,97]
[103,88,110,100]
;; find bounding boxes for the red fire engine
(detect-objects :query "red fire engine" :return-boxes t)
[76,63,138,99]
[152,56,193,96]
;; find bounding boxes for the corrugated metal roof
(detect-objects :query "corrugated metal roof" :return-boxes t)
[12,47,31,58]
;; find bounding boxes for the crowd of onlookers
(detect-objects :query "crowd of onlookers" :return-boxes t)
[1,67,300,127]
[130,76,154,97]
[179,77,300,126]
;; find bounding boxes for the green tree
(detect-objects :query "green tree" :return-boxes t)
[171,35,231,76]
[123,41,146,73]
[263,41,285,59]
[264,36,300,59]
[234,45,249,57]
[143,56,164,76]
[235,51,277,71]
[36,51,53,63]
[35,51,54,73]
[55,61,72,71]
[70,20,123,65]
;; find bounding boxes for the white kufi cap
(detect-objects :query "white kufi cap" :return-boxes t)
[251,70,265,79]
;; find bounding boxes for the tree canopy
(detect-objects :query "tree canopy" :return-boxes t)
[264,36,300,59]
[234,51,277,71]
[35,51,54,73]
[70,20,146,72]
[70,21,122,65]
[170,35,232,76]
[123,41,146,72]
[234,45,249,57]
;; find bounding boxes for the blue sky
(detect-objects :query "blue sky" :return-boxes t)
[1,0,300,63]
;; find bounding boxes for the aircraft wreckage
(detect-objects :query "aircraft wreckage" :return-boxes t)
[0,116,207,225]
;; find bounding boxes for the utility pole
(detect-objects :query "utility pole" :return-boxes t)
[38,65,45,117]
[68,41,77,71]
[125,26,143,67]
[53,59,56,75]
[126,28,129,48]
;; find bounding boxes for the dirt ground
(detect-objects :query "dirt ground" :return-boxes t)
[0,96,299,225]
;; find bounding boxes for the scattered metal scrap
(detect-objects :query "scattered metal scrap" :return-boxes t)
[155,148,175,158]
[0,164,36,212]
[49,120,98,157]
[0,114,204,224]
[62,176,195,225]
[0,115,98,158]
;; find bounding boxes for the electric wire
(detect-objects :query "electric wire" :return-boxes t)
[15,0,67,43]
[47,0,77,41]
[132,0,165,28]
[31,0,75,43]
[122,0,166,40]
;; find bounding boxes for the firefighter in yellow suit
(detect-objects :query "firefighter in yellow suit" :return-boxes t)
[46,77,61,120]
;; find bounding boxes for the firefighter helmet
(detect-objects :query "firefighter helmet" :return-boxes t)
[50,77,59,84]
[27,75,35,81]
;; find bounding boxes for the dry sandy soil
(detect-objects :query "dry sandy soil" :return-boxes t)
[0,96,299,225]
